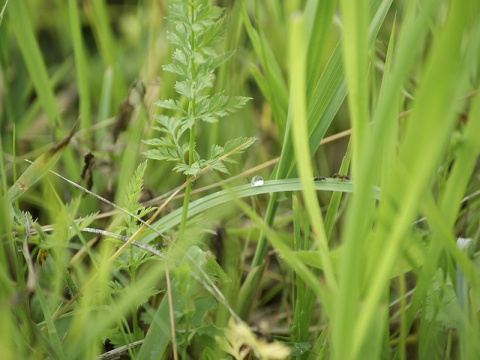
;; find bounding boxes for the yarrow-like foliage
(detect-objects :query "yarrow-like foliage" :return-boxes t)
[143,0,253,176]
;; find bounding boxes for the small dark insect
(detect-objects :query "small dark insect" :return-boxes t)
[81,151,95,191]
[314,176,326,181]
[333,173,350,181]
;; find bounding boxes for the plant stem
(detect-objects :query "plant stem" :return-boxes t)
[179,1,197,239]
[130,270,139,334]
[179,126,195,238]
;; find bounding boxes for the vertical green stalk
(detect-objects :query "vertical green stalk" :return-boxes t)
[288,11,336,292]
[68,0,91,135]
[8,0,62,128]
[398,274,407,360]
[333,0,370,357]
[130,270,139,334]
[179,1,197,239]
[179,127,195,238]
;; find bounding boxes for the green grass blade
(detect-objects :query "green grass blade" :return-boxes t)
[228,189,328,313]
[16,58,74,137]
[137,278,181,358]
[0,0,10,26]
[291,195,312,342]
[6,124,77,204]
[352,2,479,356]
[240,2,288,138]
[98,67,114,123]
[333,0,371,355]
[305,0,336,97]
[339,0,369,181]
[140,179,379,244]
[88,0,126,103]
[0,134,18,359]
[243,0,392,312]
[35,282,66,358]
[295,236,426,279]
[378,16,397,185]
[405,24,480,331]
[330,0,437,355]
[68,0,91,134]
[267,0,393,184]
[288,12,337,292]
[324,140,352,239]
[138,247,214,359]
[7,0,62,127]
[306,0,393,174]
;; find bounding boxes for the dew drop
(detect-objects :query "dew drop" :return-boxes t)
[251,175,264,187]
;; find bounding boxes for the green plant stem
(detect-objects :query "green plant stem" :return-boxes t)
[182,306,190,360]
[179,185,191,239]
[179,1,197,239]
[399,273,407,360]
[128,245,139,334]
[179,126,196,238]
[130,270,139,334]
[250,193,279,267]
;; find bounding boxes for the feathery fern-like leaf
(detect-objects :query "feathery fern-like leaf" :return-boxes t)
[144,0,253,176]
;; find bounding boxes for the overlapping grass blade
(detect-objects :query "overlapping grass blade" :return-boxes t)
[239,0,393,316]
[87,0,126,103]
[240,2,288,138]
[140,179,378,244]
[68,0,91,134]
[305,0,336,97]
[7,0,62,127]
[333,0,371,355]
[405,27,480,332]
[288,12,337,297]
[350,1,479,357]
[6,124,77,204]
[35,282,66,359]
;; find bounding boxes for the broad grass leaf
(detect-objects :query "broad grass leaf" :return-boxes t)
[7,123,77,204]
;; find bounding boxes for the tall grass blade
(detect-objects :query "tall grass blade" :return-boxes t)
[351,2,479,357]
[7,0,62,127]
[142,179,377,242]
[240,0,393,317]
[305,0,336,97]
[6,123,77,204]
[68,0,91,134]
[288,12,337,294]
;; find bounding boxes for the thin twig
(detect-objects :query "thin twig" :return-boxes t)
[24,159,169,242]
[0,0,9,22]
[97,340,144,360]
[80,227,165,258]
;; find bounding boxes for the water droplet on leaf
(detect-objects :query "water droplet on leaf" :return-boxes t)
[251,175,264,187]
